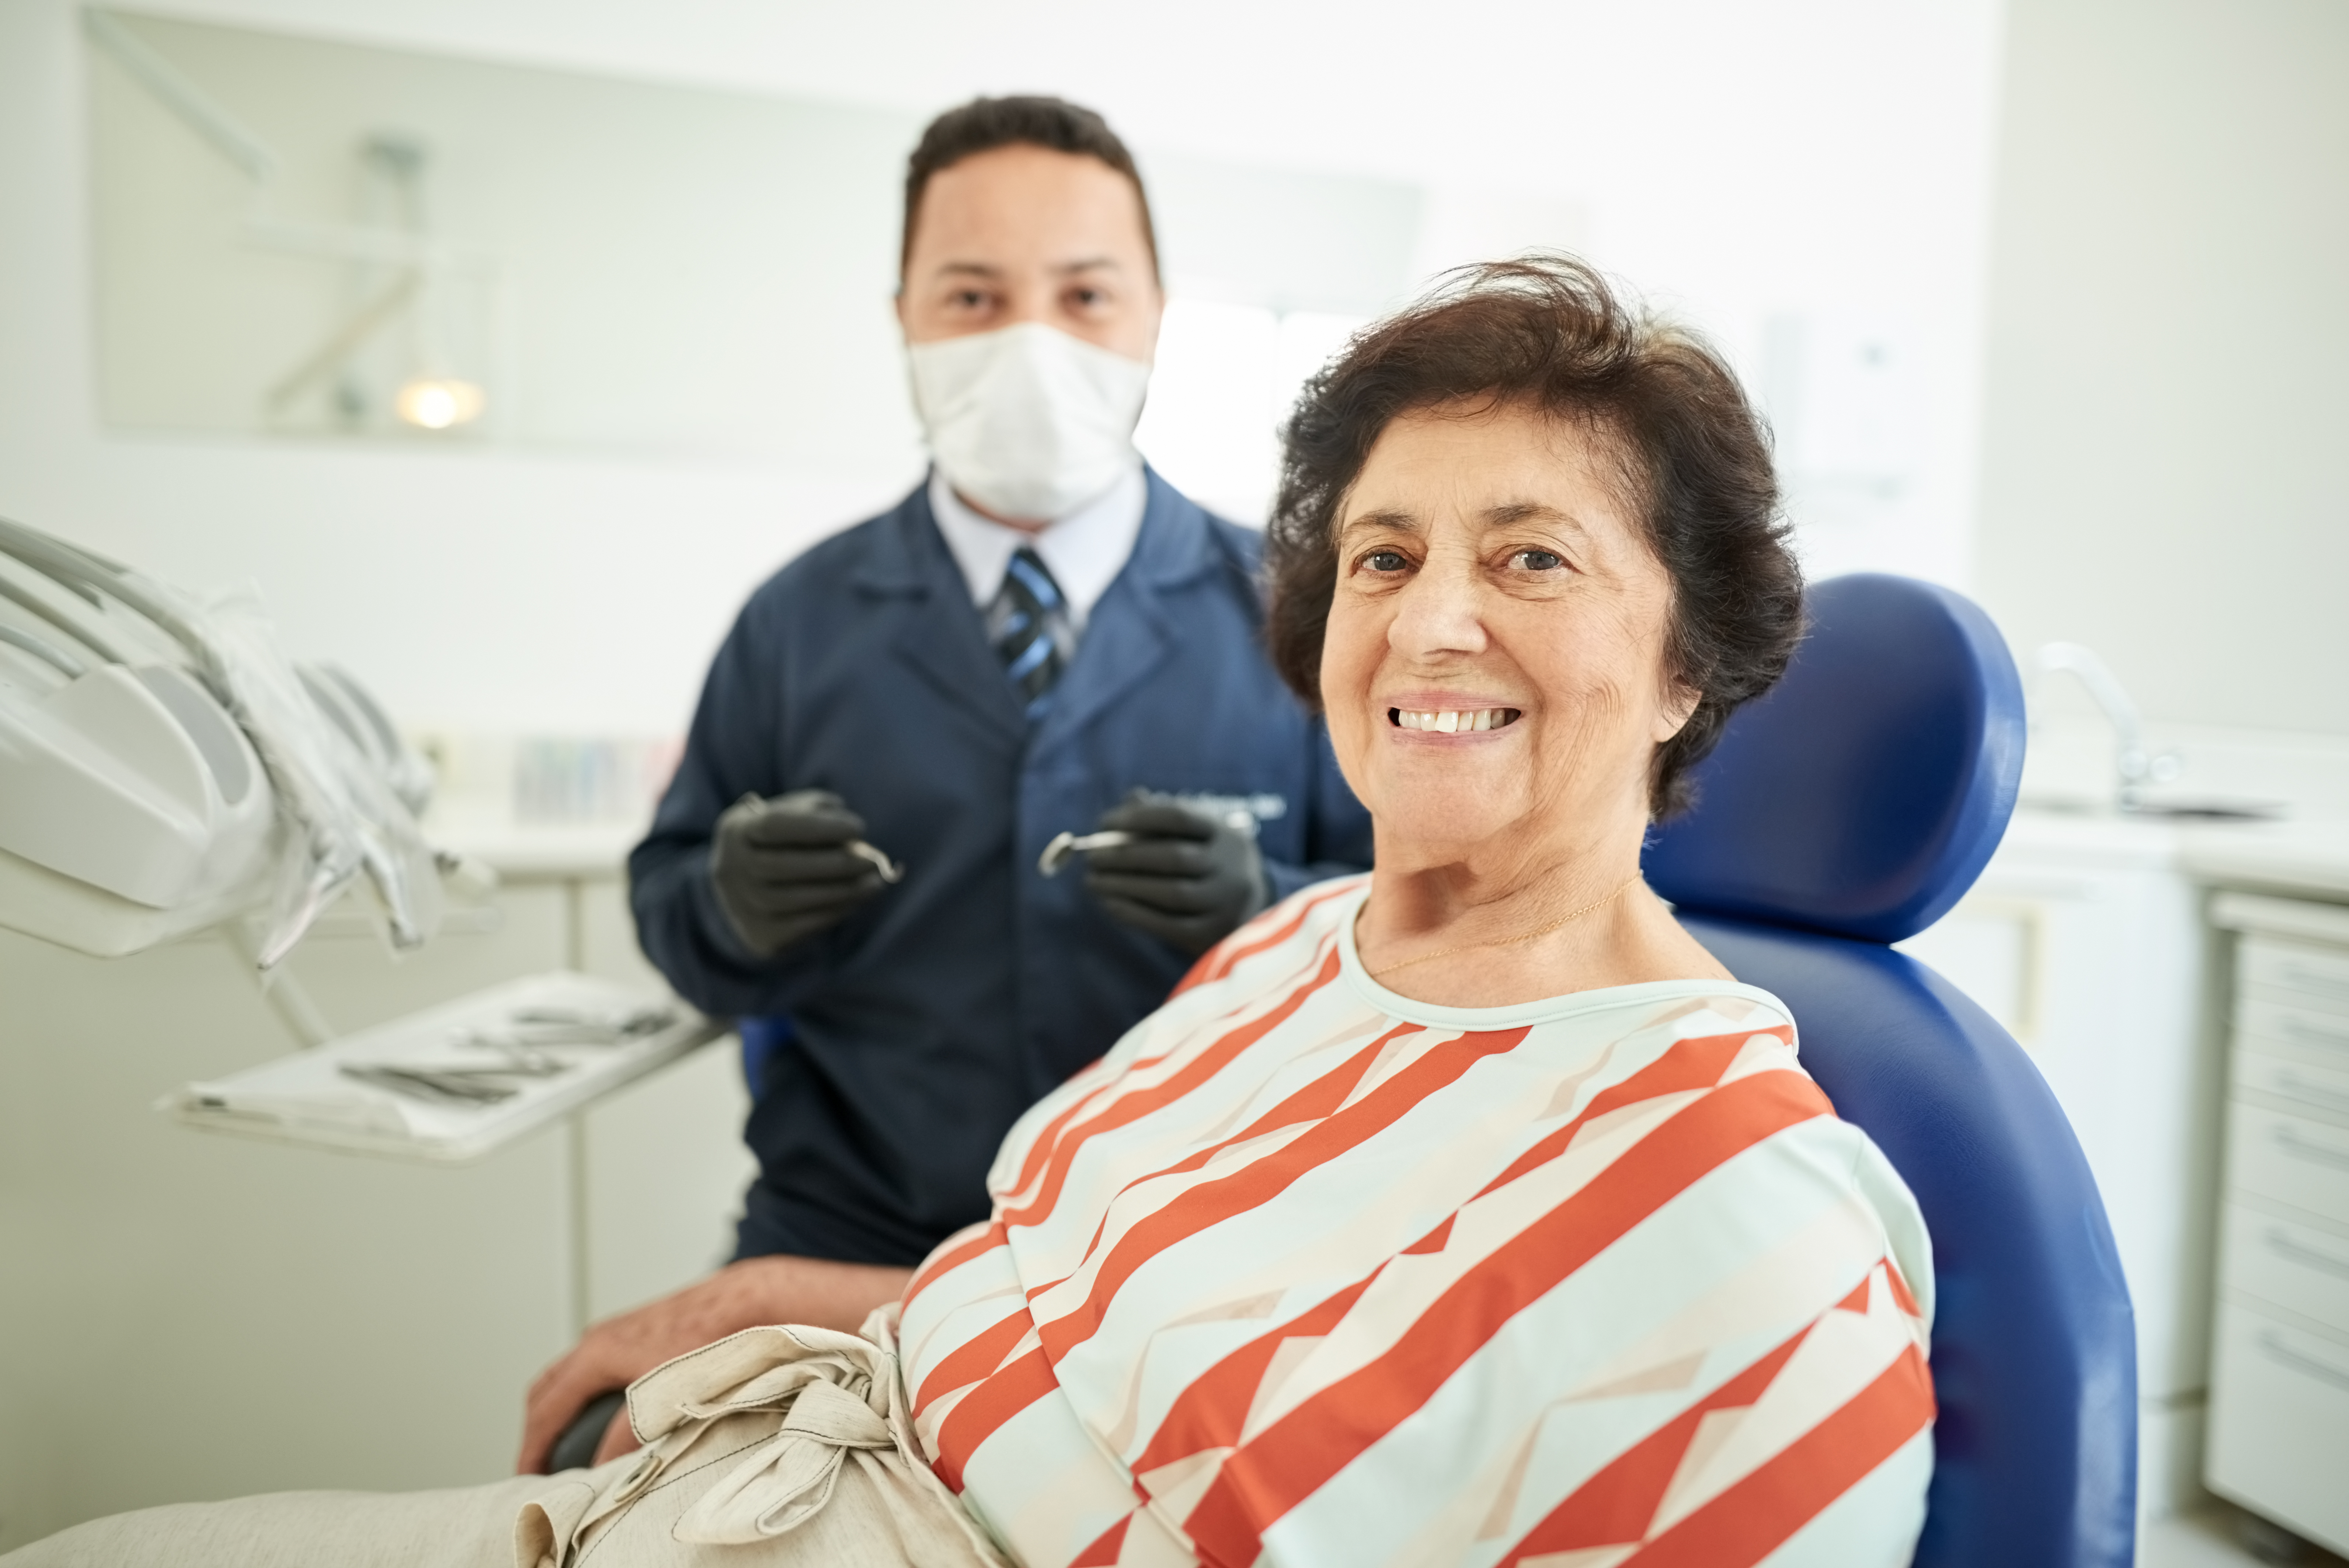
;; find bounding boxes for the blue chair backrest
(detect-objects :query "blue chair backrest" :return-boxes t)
[1644,574,2138,1568]
[739,1014,794,1096]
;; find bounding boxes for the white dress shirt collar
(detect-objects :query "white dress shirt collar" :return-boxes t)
[927,462,1148,632]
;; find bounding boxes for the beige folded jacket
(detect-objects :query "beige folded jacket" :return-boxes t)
[7,1308,1005,1568]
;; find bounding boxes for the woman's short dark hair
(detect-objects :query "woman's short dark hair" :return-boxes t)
[903,96,1158,277]
[1264,254,1803,818]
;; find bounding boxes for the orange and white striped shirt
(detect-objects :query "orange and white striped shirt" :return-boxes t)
[899,876,1935,1568]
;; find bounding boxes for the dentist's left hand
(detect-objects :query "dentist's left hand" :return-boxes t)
[1084,790,1270,956]
[518,1253,913,1473]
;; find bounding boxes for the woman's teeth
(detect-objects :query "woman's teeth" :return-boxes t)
[1391,707,1520,733]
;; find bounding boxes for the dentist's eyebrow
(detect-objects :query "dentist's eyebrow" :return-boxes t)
[935,261,1005,279]
[1053,256,1123,275]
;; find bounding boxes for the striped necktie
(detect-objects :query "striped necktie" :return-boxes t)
[988,546,1073,714]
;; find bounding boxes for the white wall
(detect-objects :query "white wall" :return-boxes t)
[1975,0,2349,737]
[0,0,2006,743]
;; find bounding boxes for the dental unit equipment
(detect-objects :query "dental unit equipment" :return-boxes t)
[0,516,725,1169]
[0,514,441,965]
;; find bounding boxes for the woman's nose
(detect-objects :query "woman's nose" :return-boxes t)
[1388,555,1489,659]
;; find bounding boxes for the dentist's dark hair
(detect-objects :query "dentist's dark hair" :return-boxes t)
[902,96,1159,279]
[1262,254,1803,819]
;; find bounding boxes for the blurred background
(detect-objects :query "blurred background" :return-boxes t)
[12,0,2015,743]
[11,0,2341,751]
[2,1,2345,1562]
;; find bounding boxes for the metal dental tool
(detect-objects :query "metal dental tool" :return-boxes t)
[1038,830,1135,877]
[848,839,905,884]
[502,1002,679,1044]
[339,1064,521,1105]
[726,791,902,884]
[448,1031,571,1075]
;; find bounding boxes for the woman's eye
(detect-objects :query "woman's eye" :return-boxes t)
[1364,550,1409,573]
[1512,549,1565,572]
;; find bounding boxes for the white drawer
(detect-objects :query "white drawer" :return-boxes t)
[2207,1301,2349,1554]
[2238,995,2349,1063]
[2223,1202,2349,1335]
[2227,1102,2349,1226]
[2237,1050,2349,1122]
[2245,937,2349,1011]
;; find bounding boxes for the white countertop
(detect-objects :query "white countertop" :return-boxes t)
[2176,818,2349,901]
[1995,804,2349,904]
[422,803,644,881]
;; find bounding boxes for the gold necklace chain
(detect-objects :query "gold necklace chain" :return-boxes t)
[1364,870,1648,979]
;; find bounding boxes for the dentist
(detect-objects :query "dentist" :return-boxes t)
[519,96,1371,1470]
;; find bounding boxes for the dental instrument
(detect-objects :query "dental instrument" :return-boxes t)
[507,1002,680,1041]
[847,839,905,884]
[1037,830,1135,877]
[339,1064,522,1106]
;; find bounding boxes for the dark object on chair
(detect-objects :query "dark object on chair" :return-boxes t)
[1645,573,2138,1568]
[548,1388,626,1474]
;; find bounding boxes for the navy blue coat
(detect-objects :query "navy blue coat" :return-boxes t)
[630,472,1372,1267]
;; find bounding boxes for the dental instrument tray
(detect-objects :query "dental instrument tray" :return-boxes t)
[165,972,725,1162]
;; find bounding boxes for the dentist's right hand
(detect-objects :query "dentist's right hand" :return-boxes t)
[709,789,891,956]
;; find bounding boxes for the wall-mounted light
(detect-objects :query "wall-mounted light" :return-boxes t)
[394,376,484,431]
[89,17,502,440]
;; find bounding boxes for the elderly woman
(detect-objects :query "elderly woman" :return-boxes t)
[10,257,1932,1568]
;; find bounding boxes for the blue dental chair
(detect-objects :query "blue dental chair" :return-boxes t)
[1643,573,2137,1568]
[739,1015,792,1098]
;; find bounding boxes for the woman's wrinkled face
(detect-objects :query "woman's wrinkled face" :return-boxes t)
[1320,400,1695,868]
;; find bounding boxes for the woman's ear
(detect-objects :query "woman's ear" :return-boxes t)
[1652,678,1702,744]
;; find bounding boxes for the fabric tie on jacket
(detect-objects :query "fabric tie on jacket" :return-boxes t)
[516,1317,1005,1568]
[987,546,1073,715]
[673,1376,891,1541]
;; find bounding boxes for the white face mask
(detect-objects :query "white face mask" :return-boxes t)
[907,322,1151,524]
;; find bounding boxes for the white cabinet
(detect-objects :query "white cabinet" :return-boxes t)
[0,868,752,1553]
[1897,810,2224,1521]
[2205,896,2349,1556]
[580,1041,757,1322]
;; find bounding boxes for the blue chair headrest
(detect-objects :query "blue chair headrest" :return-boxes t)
[1643,573,2025,944]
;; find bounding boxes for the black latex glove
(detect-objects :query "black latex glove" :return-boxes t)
[709,789,890,957]
[1084,789,1270,956]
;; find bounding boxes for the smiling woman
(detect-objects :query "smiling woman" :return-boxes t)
[1265,256,1804,1006]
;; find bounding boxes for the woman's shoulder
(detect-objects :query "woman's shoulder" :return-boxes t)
[1169,872,1372,998]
